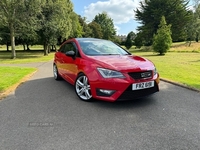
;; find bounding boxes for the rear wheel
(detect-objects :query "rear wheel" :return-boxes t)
[53,64,62,80]
[75,73,92,101]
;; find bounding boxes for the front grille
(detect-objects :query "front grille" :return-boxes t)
[128,71,152,80]
[117,81,159,101]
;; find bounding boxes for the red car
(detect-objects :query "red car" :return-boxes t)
[53,38,159,102]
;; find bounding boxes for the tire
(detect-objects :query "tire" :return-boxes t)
[53,64,62,80]
[75,73,92,101]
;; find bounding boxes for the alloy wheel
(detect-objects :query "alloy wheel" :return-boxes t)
[53,64,61,80]
[75,74,92,101]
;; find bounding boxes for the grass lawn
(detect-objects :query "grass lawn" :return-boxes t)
[132,51,200,90]
[0,50,54,64]
[127,42,200,90]
[0,66,36,94]
[170,42,200,53]
[0,45,44,50]
[0,47,53,97]
[0,42,199,96]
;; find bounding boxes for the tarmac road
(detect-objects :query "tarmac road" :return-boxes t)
[0,61,200,150]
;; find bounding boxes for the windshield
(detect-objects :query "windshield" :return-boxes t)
[78,39,130,56]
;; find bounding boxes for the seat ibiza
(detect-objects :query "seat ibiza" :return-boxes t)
[53,38,159,102]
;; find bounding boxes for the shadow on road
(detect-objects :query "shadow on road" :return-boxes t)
[14,76,158,112]
[2,75,200,150]
[93,96,157,109]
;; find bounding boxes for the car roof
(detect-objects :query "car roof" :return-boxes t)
[75,38,108,42]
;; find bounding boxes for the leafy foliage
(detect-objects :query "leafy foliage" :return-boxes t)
[153,16,172,55]
[135,0,192,44]
[2,0,48,57]
[185,3,200,45]
[93,12,116,40]
[134,32,145,48]
[70,12,83,38]
[88,21,103,39]
[78,16,92,38]
[0,26,10,51]
[38,0,73,55]
[125,31,136,50]
[0,0,73,57]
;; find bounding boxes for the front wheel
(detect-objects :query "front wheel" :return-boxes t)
[53,64,62,80]
[75,73,92,101]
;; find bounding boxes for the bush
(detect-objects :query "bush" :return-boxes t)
[153,16,172,55]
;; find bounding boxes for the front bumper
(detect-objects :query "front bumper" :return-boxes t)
[117,81,159,101]
[90,74,160,102]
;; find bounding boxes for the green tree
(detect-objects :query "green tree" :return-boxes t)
[18,0,42,50]
[0,26,10,51]
[78,16,92,37]
[125,37,132,50]
[185,10,197,45]
[128,31,136,41]
[0,0,41,58]
[186,4,200,44]
[70,12,83,38]
[38,0,73,55]
[112,36,122,44]
[125,32,135,50]
[93,12,116,40]
[135,0,191,44]
[153,16,172,55]
[88,21,103,38]
[194,4,200,42]
[134,31,145,49]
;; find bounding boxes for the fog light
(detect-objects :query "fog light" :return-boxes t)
[96,89,116,97]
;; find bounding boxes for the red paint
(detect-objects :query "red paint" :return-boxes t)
[54,38,159,102]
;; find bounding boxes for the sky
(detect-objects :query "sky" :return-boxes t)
[71,0,194,36]
[71,0,140,35]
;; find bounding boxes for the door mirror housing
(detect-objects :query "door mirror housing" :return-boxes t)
[65,50,75,57]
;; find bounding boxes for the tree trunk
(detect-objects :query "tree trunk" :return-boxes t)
[10,23,16,59]
[6,42,9,51]
[51,45,54,51]
[188,40,192,47]
[23,44,26,51]
[52,45,56,51]
[27,44,30,50]
[196,33,199,42]
[44,42,48,56]
[48,45,51,53]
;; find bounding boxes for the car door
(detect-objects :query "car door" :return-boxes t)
[61,42,79,84]
[55,44,68,76]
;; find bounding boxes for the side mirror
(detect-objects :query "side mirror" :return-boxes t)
[65,50,75,57]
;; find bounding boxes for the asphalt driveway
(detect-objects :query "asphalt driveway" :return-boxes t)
[0,61,200,150]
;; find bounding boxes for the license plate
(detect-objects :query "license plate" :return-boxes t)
[132,81,154,90]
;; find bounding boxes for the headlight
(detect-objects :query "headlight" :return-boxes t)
[153,68,157,76]
[97,68,125,78]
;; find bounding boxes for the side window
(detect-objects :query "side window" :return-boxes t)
[60,44,67,53]
[59,42,80,57]
[60,43,76,53]
[66,43,76,53]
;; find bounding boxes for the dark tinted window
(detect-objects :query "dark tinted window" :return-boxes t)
[60,43,76,53]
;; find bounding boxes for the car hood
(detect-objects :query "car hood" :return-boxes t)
[88,55,155,72]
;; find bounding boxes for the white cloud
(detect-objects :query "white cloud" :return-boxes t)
[84,0,140,24]
[114,25,120,34]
